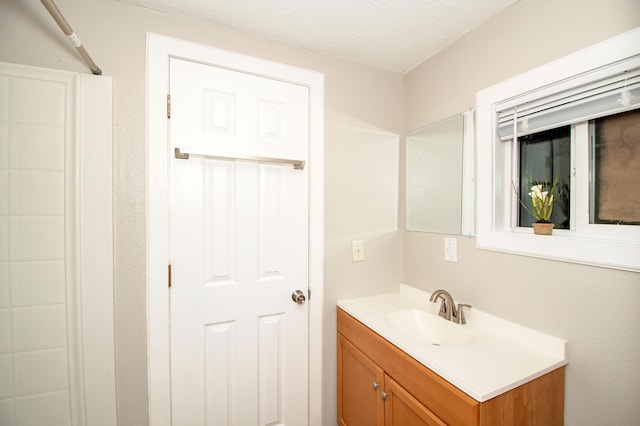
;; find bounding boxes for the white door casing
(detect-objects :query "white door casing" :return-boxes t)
[146,34,325,426]
[169,57,309,425]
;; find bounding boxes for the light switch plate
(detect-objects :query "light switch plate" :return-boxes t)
[444,237,458,262]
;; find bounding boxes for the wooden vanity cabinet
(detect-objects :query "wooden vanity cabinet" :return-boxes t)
[338,335,384,426]
[338,334,444,426]
[337,308,565,426]
[384,375,446,426]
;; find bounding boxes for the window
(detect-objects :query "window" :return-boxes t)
[591,110,640,226]
[476,28,640,271]
[518,127,571,229]
[515,109,640,231]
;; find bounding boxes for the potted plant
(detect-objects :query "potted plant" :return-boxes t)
[514,177,558,235]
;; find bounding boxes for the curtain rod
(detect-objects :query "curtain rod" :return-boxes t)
[40,0,102,75]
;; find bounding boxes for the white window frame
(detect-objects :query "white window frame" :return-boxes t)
[476,27,640,272]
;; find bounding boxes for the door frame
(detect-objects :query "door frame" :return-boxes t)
[145,33,325,426]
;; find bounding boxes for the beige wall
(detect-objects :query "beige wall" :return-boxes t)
[403,0,640,424]
[0,0,403,424]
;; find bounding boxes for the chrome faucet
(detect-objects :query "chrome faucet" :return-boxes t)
[429,289,471,324]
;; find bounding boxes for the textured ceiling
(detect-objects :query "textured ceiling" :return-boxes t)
[118,0,517,73]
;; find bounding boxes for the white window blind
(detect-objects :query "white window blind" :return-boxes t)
[497,55,640,140]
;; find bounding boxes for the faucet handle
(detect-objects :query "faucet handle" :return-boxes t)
[438,297,448,315]
[456,304,472,324]
[431,293,449,319]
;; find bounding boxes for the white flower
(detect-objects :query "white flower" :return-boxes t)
[529,185,543,199]
[514,177,558,222]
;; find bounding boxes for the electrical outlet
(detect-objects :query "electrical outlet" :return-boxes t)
[352,240,365,262]
[444,237,458,262]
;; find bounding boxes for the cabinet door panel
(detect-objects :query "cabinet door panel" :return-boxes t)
[385,375,446,426]
[338,335,385,426]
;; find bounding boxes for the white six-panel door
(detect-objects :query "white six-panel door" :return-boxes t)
[168,57,310,426]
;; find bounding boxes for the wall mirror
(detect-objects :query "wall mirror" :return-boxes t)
[406,110,475,235]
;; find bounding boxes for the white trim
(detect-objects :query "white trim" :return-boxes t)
[65,67,87,426]
[476,28,640,272]
[461,109,476,236]
[145,33,325,425]
[77,73,117,426]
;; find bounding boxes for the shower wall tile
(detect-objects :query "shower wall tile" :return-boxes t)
[0,217,6,262]
[0,263,7,308]
[0,354,14,398]
[9,79,65,127]
[13,348,68,396]
[0,76,7,122]
[0,170,7,214]
[9,170,64,215]
[2,71,77,426]
[9,124,64,171]
[10,261,65,306]
[16,391,71,426]
[0,309,10,353]
[0,398,16,426]
[13,305,66,352]
[0,123,7,169]
[9,216,64,261]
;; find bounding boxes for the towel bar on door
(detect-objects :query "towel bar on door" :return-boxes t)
[174,147,305,170]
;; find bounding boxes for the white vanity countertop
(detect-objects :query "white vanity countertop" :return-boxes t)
[337,284,568,402]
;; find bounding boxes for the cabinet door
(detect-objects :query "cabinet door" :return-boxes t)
[384,375,446,426]
[338,334,385,426]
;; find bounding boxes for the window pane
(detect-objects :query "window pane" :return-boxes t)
[591,109,640,225]
[518,127,571,228]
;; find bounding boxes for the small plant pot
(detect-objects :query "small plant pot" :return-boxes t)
[532,222,554,235]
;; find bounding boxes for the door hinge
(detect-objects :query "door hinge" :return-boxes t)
[168,264,172,288]
[167,94,171,119]
[308,288,311,301]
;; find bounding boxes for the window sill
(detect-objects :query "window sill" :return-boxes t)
[476,227,640,271]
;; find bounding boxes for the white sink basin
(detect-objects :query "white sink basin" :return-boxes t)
[386,308,474,346]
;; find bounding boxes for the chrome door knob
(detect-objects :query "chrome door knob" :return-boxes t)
[291,290,306,304]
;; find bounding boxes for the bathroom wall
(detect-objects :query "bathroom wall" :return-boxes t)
[0,0,403,424]
[403,0,640,425]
